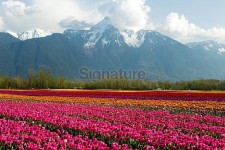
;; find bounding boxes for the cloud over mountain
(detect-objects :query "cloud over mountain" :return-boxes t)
[0,0,225,43]
[0,0,151,32]
[2,0,40,17]
[95,0,151,30]
[163,12,225,43]
[0,17,6,31]
[59,17,93,30]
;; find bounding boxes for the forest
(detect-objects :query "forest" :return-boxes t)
[1,70,225,90]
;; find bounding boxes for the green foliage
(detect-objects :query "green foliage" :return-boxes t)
[27,70,55,89]
[75,79,225,91]
[1,70,225,90]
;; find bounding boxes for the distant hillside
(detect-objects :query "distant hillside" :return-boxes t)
[1,17,225,81]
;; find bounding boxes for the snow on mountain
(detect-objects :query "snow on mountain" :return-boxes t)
[91,16,113,33]
[65,17,144,48]
[218,48,225,53]
[121,30,145,47]
[17,29,53,41]
[121,29,177,48]
[187,40,225,54]
[64,16,124,49]
[6,30,18,38]
[64,16,185,49]
[84,16,115,48]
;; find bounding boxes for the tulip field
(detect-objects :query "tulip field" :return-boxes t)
[0,90,224,150]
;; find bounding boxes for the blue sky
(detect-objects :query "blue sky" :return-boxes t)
[148,0,225,28]
[0,0,225,43]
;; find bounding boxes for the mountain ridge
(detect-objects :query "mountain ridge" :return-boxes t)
[6,29,53,41]
[186,40,225,55]
[1,17,225,81]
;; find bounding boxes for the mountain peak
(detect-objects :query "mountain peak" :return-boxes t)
[187,40,225,54]
[17,29,53,41]
[188,40,221,46]
[103,16,111,22]
[199,40,221,46]
[6,30,18,38]
[204,40,218,43]
[91,16,114,32]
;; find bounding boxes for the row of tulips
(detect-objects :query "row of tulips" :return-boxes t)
[1,90,225,101]
[0,118,131,150]
[0,101,224,149]
[3,100,222,129]
[0,93,224,111]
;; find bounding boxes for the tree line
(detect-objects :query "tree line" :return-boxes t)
[1,70,225,90]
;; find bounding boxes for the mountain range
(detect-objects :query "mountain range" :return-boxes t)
[7,29,53,41]
[1,17,225,81]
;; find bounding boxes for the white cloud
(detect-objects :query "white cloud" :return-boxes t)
[0,0,43,32]
[61,0,151,30]
[2,0,40,17]
[0,0,80,32]
[161,12,225,43]
[0,17,6,31]
[1,1,225,44]
[164,13,204,37]
[96,0,151,30]
[59,17,93,30]
[206,27,225,42]
[0,0,151,32]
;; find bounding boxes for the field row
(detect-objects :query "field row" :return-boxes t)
[0,90,224,149]
[0,93,224,111]
[0,100,224,149]
[1,90,225,101]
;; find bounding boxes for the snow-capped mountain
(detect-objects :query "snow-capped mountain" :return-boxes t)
[120,30,146,47]
[64,16,114,41]
[6,30,18,38]
[64,16,177,49]
[187,40,225,54]
[91,16,113,33]
[17,29,53,41]
[62,17,204,80]
[0,32,20,45]
[7,29,53,41]
[2,16,225,80]
[84,16,122,48]
[64,16,143,48]
[64,17,126,50]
